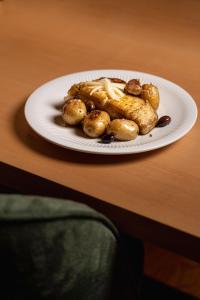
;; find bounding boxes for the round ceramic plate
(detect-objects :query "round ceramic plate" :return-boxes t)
[24,69,197,155]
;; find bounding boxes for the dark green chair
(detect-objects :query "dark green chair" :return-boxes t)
[0,194,143,300]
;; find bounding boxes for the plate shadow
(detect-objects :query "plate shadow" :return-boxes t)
[12,98,173,166]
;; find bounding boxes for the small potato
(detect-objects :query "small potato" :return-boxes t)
[141,84,160,110]
[83,110,110,138]
[107,119,139,141]
[62,99,87,125]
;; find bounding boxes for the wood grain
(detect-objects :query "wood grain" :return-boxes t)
[0,0,200,259]
[145,243,200,299]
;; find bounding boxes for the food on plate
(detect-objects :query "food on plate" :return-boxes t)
[124,79,142,96]
[61,76,168,142]
[85,100,95,112]
[105,95,157,135]
[141,83,160,110]
[68,77,158,134]
[82,110,110,138]
[107,119,139,141]
[101,134,115,144]
[156,115,171,127]
[98,77,126,84]
[62,99,87,125]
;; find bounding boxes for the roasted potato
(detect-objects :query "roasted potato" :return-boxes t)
[62,99,87,125]
[141,83,160,110]
[107,119,139,141]
[83,110,110,138]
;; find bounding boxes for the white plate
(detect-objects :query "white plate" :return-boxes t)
[24,70,197,155]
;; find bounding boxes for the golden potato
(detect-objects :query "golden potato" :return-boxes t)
[62,99,87,125]
[141,83,160,110]
[107,119,139,141]
[83,110,110,138]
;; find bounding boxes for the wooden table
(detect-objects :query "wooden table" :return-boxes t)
[0,0,200,262]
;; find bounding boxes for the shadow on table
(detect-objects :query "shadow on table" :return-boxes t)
[12,100,176,166]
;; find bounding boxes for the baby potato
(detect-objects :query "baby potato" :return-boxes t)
[141,84,160,110]
[83,110,110,138]
[107,119,139,141]
[62,99,87,125]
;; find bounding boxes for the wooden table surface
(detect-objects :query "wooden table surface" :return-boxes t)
[0,0,200,261]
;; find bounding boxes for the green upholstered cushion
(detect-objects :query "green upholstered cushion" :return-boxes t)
[0,194,118,300]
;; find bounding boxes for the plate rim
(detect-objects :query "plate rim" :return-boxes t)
[24,69,198,155]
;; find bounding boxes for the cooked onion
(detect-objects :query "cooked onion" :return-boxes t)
[87,78,125,100]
